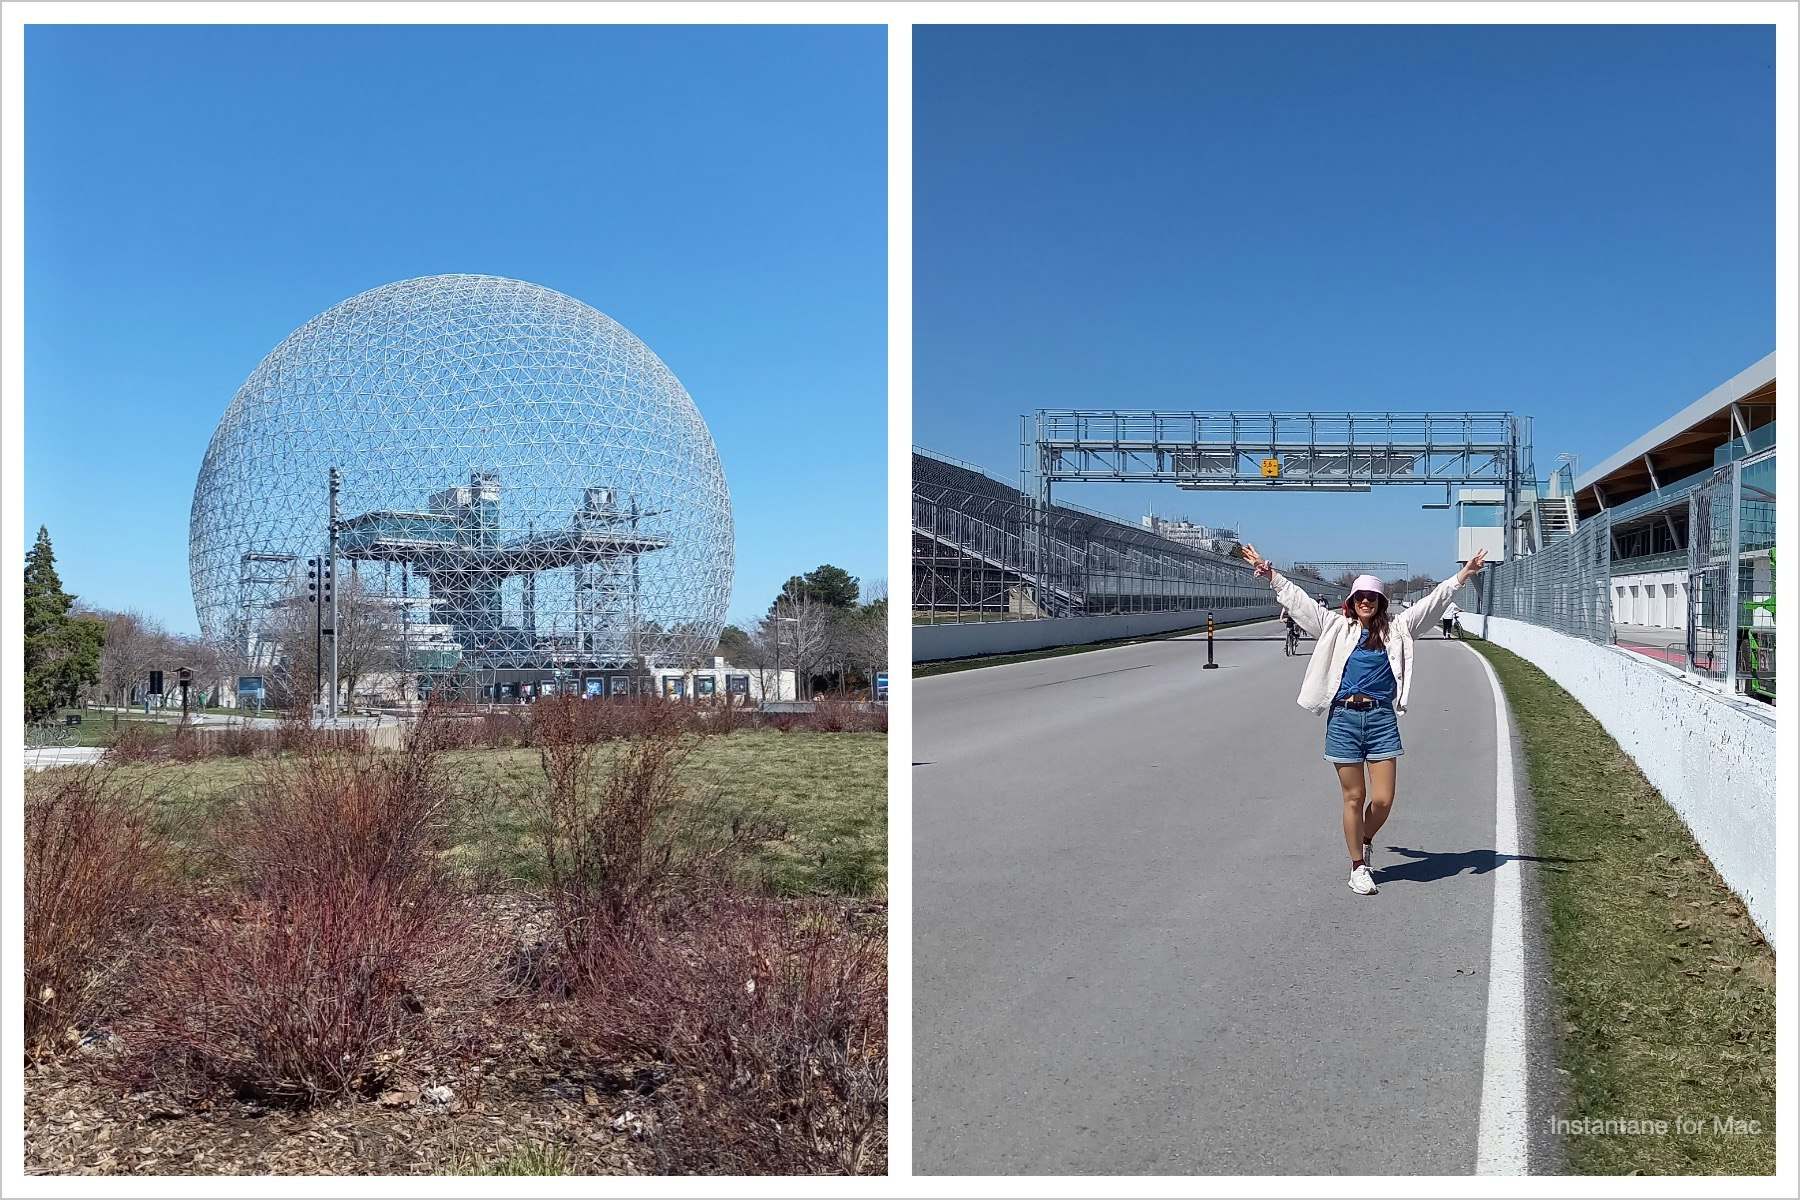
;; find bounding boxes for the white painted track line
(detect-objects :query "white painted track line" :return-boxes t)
[1470,643,1530,1174]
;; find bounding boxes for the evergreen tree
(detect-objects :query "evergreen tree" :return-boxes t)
[773,564,861,611]
[718,623,754,663]
[23,527,105,720]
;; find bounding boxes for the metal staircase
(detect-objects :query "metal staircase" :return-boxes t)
[1537,494,1578,544]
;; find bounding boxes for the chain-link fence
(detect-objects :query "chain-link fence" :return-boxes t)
[1475,446,1774,704]
[1476,511,1613,643]
[913,460,1269,624]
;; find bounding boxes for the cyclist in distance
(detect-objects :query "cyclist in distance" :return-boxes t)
[1282,605,1302,656]
[1240,544,1487,897]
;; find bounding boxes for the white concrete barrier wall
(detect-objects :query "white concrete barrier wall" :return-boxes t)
[915,605,1282,663]
[1460,612,1776,942]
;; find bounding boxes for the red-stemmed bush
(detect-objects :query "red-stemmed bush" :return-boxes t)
[23,767,171,1059]
[572,897,887,1174]
[117,729,494,1104]
[528,698,784,980]
[99,722,168,765]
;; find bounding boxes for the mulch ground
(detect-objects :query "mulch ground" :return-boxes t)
[23,892,663,1177]
[23,1055,657,1175]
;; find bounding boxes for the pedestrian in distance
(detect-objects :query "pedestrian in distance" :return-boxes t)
[1238,545,1487,897]
[1442,601,1461,639]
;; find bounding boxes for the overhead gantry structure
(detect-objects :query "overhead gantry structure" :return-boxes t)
[1023,410,1536,558]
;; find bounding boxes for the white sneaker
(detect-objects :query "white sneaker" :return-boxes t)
[1363,841,1376,874]
[1348,865,1378,896]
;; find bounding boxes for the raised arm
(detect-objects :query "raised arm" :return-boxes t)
[1392,549,1487,638]
[1241,544,1331,637]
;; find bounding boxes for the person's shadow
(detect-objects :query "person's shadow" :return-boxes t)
[1373,845,1590,886]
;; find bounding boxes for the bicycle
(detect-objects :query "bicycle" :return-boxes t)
[1284,621,1301,657]
[25,721,71,750]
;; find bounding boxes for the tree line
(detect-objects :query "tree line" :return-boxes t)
[719,564,888,701]
[24,529,889,717]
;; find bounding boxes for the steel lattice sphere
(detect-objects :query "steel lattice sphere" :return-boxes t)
[190,275,733,691]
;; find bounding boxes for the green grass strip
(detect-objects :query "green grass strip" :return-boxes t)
[914,614,1274,677]
[1467,638,1774,1175]
[72,730,886,903]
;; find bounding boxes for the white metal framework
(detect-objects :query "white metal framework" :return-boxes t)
[189,275,733,691]
[1024,409,1535,559]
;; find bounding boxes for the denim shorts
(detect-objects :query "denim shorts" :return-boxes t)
[1324,702,1403,764]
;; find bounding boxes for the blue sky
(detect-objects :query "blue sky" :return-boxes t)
[24,23,886,636]
[915,23,1775,580]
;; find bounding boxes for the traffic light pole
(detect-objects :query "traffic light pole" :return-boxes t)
[328,467,340,721]
[312,557,323,709]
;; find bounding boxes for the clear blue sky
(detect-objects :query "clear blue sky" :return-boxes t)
[915,23,1774,580]
[24,23,886,636]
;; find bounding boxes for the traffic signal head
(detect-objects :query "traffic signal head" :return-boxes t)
[306,557,319,603]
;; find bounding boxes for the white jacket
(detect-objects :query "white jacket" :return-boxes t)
[1269,571,1467,716]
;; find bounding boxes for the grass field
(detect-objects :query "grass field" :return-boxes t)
[90,729,887,899]
[29,712,182,748]
[1467,639,1774,1176]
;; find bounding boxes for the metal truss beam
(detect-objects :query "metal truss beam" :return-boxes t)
[1030,410,1524,491]
[1298,561,1410,574]
[1024,409,1534,558]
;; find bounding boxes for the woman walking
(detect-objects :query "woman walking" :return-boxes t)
[1238,545,1487,896]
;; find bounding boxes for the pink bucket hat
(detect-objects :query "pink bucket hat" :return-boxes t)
[1342,574,1386,615]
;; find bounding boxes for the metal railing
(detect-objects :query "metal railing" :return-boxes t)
[1687,450,1775,699]
[1478,512,1614,643]
[1474,446,1774,704]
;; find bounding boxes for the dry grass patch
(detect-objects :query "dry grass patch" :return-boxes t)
[1470,639,1773,1175]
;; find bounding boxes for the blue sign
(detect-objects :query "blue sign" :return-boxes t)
[874,671,888,700]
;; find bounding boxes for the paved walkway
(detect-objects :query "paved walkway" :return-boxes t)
[914,619,1544,1174]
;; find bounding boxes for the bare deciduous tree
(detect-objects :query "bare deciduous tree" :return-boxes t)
[333,567,404,708]
[838,604,887,697]
[86,609,181,708]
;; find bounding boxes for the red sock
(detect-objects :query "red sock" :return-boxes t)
[1351,858,1366,870]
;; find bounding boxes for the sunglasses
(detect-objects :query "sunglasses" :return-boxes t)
[1351,594,1382,605]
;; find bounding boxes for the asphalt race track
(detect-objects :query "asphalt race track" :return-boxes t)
[913,619,1534,1175]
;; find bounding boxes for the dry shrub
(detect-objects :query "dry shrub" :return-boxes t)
[530,700,784,983]
[118,735,494,1104]
[273,708,323,754]
[266,710,370,755]
[526,694,700,747]
[169,725,211,763]
[212,724,278,758]
[704,694,752,736]
[573,898,887,1174]
[478,710,530,748]
[100,722,167,765]
[803,697,888,734]
[24,767,171,1059]
[170,723,286,760]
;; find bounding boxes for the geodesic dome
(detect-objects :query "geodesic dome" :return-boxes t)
[189,274,733,687]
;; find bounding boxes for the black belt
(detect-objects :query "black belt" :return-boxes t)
[1335,694,1390,711]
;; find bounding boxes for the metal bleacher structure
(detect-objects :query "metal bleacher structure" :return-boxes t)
[912,450,1304,623]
